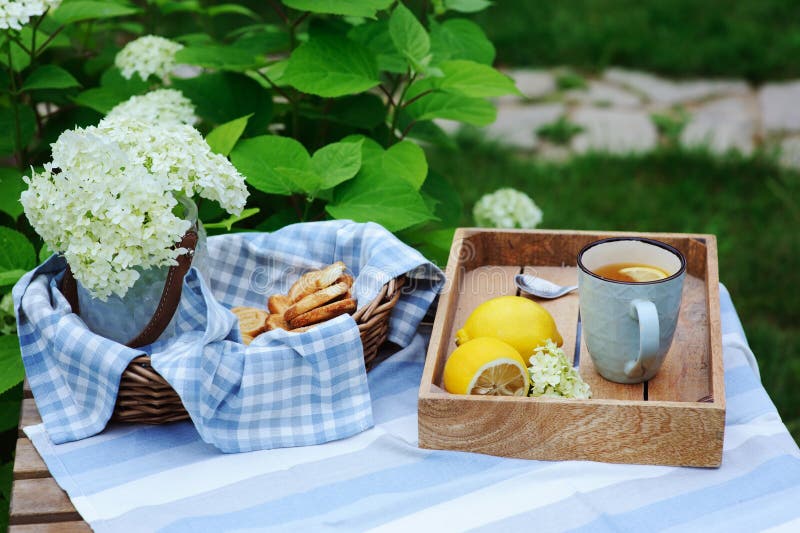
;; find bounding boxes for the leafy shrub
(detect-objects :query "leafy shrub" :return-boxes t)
[0,0,518,455]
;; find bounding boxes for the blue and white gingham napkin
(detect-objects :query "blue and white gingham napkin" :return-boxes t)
[14,220,444,453]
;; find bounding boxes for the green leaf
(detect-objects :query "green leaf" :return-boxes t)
[429,18,495,65]
[422,170,463,226]
[22,65,81,91]
[321,94,386,129]
[380,141,428,190]
[175,45,261,72]
[400,226,455,267]
[444,0,492,13]
[398,116,458,149]
[207,3,260,19]
[53,1,141,24]
[173,72,273,135]
[0,106,37,156]
[348,20,407,74]
[72,67,149,114]
[0,227,36,284]
[230,135,312,195]
[203,207,260,231]
[71,88,128,114]
[0,168,25,218]
[389,3,430,67]
[283,35,380,98]
[326,174,435,232]
[281,0,393,17]
[39,243,54,263]
[311,140,363,190]
[406,91,496,125]
[0,336,24,396]
[436,60,520,97]
[205,114,252,156]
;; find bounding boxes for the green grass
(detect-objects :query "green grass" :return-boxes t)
[428,136,800,441]
[536,117,584,146]
[470,0,800,83]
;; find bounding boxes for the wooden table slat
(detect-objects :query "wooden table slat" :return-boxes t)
[9,521,93,532]
[9,478,81,525]
[13,438,49,480]
[18,399,42,438]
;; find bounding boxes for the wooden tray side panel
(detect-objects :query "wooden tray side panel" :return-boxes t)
[647,274,712,402]
[418,396,725,467]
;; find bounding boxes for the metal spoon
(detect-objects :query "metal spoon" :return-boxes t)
[514,273,578,299]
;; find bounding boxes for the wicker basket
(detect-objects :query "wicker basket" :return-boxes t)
[112,276,405,424]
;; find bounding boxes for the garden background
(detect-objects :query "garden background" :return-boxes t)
[1,0,798,528]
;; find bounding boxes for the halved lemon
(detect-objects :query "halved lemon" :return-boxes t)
[443,337,530,396]
[619,266,669,282]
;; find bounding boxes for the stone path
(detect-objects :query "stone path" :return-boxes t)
[443,67,800,169]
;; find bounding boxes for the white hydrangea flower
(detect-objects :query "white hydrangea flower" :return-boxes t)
[21,118,249,300]
[473,188,543,229]
[0,0,61,30]
[528,340,592,399]
[114,35,184,83]
[104,89,197,126]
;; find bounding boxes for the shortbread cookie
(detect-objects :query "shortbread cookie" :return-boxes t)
[288,261,346,302]
[267,294,292,315]
[265,313,289,331]
[288,298,357,329]
[284,281,349,322]
[231,306,269,338]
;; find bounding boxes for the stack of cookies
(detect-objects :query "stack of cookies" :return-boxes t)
[231,261,357,345]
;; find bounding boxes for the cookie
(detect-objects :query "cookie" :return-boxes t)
[231,306,269,338]
[287,298,357,329]
[284,281,349,323]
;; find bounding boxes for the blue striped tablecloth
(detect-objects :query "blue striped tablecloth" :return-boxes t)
[24,284,800,532]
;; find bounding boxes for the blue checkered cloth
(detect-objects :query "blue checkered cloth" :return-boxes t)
[13,220,444,453]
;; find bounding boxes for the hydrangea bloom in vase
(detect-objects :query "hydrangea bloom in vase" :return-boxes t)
[20,115,248,344]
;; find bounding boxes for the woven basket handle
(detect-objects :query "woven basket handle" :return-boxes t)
[60,230,198,348]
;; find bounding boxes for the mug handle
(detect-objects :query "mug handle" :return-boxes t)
[624,299,660,379]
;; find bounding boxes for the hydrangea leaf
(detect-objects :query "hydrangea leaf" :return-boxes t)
[21,65,81,91]
[405,91,496,125]
[175,44,262,72]
[0,168,25,219]
[0,336,24,396]
[429,18,495,65]
[283,35,380,98]
[173,72,272,134]
[444,0,492,13]
[0,106,36,157]
[348,20,407,74]
[326,174,436,232]
[389,3,430,67]
[0,227,36,286]
[230,135,313,195]
[281,0,393,18]
[206,114,252,156]
[435,60,521,97]
[53,1,141,24]
[311,140,363,190]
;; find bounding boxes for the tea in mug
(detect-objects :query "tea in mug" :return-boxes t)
[593,262,669,283]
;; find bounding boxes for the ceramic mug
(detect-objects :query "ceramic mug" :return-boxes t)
[577,237,686,384]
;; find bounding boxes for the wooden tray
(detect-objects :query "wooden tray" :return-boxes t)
[418,228,725,467]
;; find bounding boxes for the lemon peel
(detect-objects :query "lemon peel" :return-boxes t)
[455,295,563,357]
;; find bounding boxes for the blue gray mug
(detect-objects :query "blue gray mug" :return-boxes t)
[577,237,686,384]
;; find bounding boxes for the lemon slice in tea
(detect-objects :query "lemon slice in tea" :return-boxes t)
[443,337,530,396]
[619,266,669,282]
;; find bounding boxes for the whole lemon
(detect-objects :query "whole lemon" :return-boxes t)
[443,337,530,396]
[455,295,563,357]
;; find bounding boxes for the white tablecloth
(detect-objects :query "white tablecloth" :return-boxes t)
[25,284,800,532]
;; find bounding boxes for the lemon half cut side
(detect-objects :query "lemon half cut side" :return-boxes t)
[619,266,669,282]
[443,337,530,397]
